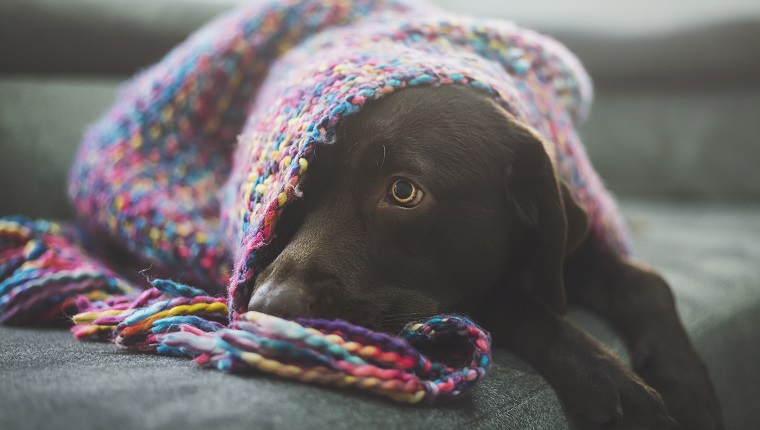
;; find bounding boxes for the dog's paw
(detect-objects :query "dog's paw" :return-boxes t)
[633,348,724,430]
[560,358,676,430]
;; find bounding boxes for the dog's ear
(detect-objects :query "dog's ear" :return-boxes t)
[559,177,590,255]
[504,127,588,314]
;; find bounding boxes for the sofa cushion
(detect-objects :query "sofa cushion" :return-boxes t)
[1,200,757,430]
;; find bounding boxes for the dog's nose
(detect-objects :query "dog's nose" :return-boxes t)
[247,278,315,319]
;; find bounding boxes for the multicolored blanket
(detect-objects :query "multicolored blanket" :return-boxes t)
[0,0,631,403]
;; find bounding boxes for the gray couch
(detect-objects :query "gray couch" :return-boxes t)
[1,1,758,429]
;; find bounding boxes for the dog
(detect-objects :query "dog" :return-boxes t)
[247,84,723,429]
[20,0,719,426]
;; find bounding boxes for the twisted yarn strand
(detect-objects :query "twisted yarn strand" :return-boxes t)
[58,273,492,403]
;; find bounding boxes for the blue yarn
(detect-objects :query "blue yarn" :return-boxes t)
[150,278,208,298]
[151,315,225,333]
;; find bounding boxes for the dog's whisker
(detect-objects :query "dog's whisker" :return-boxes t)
[379,311,430,319]
[379,313,436,324]
[376,144,386,171]
[379,313,422,319]
[382,317,421,323]
[342,140,363,164]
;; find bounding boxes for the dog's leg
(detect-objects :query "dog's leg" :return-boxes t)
[480,284,674,429]
[563,239,724,430]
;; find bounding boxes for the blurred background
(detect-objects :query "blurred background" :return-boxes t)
[1,0,759,219]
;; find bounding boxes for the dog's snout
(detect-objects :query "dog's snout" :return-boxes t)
[247,278,316,319]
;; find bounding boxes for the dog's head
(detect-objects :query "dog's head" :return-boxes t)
[248,85,588,331]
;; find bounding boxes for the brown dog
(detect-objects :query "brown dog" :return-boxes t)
[248,84,723,429]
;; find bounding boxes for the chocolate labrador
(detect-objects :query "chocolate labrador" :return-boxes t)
[247,84,723,429]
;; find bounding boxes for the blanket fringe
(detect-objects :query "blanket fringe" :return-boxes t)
[1,215,491,404]
[0,216,134,325]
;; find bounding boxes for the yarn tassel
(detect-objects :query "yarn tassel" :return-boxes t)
[0,216,134,325]
[1,216,492,403]
[159,311,490,403]
[69,277,491,404]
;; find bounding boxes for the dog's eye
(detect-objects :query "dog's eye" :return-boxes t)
[388,179,422,207]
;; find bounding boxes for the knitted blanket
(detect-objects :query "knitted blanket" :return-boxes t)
[0,0,631,403]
